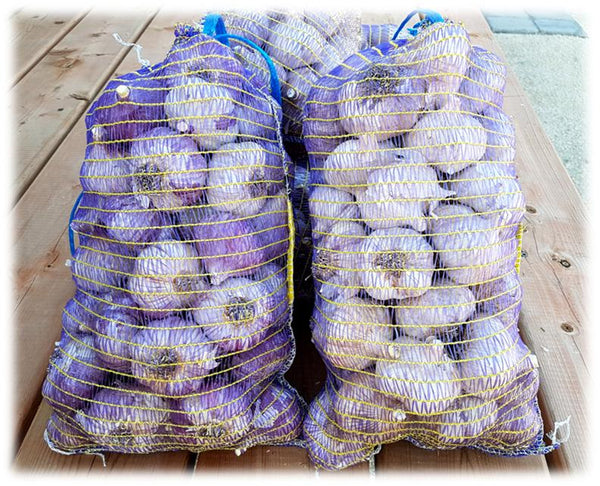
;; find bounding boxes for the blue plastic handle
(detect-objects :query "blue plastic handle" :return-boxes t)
[202,13,229,45]
[392,9,444,39]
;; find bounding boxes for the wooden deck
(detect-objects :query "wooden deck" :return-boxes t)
[11,9,587,475]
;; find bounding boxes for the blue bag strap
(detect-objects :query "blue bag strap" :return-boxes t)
[202,13,229,45]
[392,9,444,39]
[68,191,84,256]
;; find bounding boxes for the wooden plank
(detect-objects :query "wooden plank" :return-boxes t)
[11,11,156,204]
[15,402,194,472]
[376,442,549,474]
[195,446,311,474]
[11,10,88,85]
[11,11,181,454]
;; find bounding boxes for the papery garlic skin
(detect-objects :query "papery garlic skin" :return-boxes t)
[190,209,267,286]
[179,382,253,442]
[75,383,168,452]
[322,139,399,195]
[309,186,360,240]
[128,241,207,315]
[266,16,327,70]
[311,296,393,371]
[429,203,518,285]
[101,195,161,243]
[403,110,487,175]
[360,227,434,301]
[192,277,276,353]
[429,395,498,447]
[130,316,219,396]
[303,388,375,471]
[357,163,454,232]
[395,277,476,341]
[338,63,426,141]
[459,315,533,401]
[331,372,407,443]
[459,46,507,114]
[46,413,90,451]
[483,400,543,449]
[164,77,239,151]
[93,306,139,373]
[447,164,525,227]
[251,192,290,264]
[80,144,132,195]
[312,221,365,301]
[130,127,207,210]
[376,335,462,415]
[206,142,270,217]
[472,270,523,327]
[42,334,105,413]
[479,107,516,165]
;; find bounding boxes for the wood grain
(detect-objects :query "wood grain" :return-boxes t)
[11,10,88,85]
[10,11,155,204]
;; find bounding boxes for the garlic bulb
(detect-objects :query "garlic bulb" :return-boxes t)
[429,203,518,285]
[357,163,454,232]
[45,413,90,452]
[311,295,393,371]
[192,209,267,286]
[459,315,533,401]
[130,316,219,396]
[93,306,139,373]
[337,63,426,140]
[61,291,103,336]
[221,11,272,50]
[322,138,399,195]
[447,164,525,227]
[86,76,166,145]
[75,382,168,452]
[101,195,161,243]
[71,238,134,294]
[230,326,293,383]
[304,389,374,471]
[206,142,270,217]
[484,400,543,450]
[80,143,132,194]
[251,262,290,325]
[403,110,487,175]
[130,126,207,210]
[42,334,105,413]
[251,192,290,264]
[312,220,365,301]
[331,372,407,443]
[396,277,476,341]
[192,277,277,353]
[249,381,304,444]
[472,269,523,327]
[128,241,207,315]
[233,43,287,96]
[376,335,462,415]
[164,76,239,151]
[403,21,471,110]
[179,382,253,443]
[479,107,516,164]
[430,395,498,447]
[360,227,434,301]
[235,90,280,140]
[309,186,360,240]
[459,46,507,114]
[266,15,327,70]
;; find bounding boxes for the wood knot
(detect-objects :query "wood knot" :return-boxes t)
[560,322,578,335]
[559,259,571,268]
[525,205,537,214]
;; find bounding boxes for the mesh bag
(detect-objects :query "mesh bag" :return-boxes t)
[360,23,397,50]
[207,10,362,138]
[301,12,556,470]
[42,17,305,456]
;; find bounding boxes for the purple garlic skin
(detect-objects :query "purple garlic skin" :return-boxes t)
[75,382,168,452]
[42,334,105,413]
[93,306,139,373]
[459,46,507,114]
[128,240,208,316]
[249,381,304,444]
[79,143,133,195]
[130,316,220,397]
[61,291,104,337]
[178,381,253,444]
[100,195,161,243]
[130,126,207,210]
[45,412,90,452]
